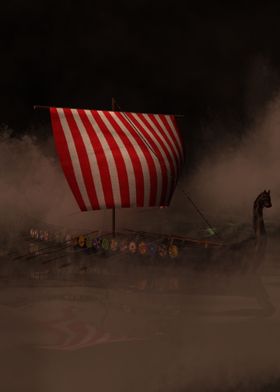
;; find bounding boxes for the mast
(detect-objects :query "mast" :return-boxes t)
[33,102,184,238]
[112,97,116,237]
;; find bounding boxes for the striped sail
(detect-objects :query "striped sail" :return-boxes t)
[50,107,184,211]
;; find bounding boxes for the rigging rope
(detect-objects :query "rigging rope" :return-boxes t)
[114,101,158,157]
[114,99,221,241]
[179,187,222,241]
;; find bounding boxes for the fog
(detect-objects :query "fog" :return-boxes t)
[2,93,280,239]
[1,94,280,392]
[187,95,280,224]
[0,128,109,241]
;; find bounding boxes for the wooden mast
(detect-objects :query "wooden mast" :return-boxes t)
[111,97,116,237]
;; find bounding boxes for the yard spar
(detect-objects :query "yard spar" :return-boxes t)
[31,100,222,261]
[49,101,184,231]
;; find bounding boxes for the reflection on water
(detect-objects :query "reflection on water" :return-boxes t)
[0,254,280,392]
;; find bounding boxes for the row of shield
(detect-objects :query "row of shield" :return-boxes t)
[29,228,179,258]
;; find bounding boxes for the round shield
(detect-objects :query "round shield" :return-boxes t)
[138,241,147,255]
[78,235,86,248]
[120,240,128,253]
[148,243,157,256]
[110,239,118,251]
[129,241,137,253]
[93,237,101,250]
[168,244,179,258]
[86,236,93,248]
[102,238,109,251]
[158,244,167,257]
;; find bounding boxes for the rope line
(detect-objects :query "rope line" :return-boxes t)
[179,187,221,241]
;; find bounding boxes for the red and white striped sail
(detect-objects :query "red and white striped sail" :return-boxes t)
[50,107,184,211]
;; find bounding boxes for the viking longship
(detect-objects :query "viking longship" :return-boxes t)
[27,99,223,270]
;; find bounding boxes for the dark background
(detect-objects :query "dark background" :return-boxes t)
[1,7,280,392]
[2,0,280,166]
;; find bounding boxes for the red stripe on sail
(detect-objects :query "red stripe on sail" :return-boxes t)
[169,115,184,161]
[77,109,115,208]
[148,114,179,175]
[50,108,87,211]
[117,113,158,206]
[107,112,145,206]
[132,113,175,203]
[159,114,182,164]
[63,109,100,209]
[93,111,130,207]
[124,113,168,205]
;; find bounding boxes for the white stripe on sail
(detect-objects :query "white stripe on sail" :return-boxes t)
[165,115,184,161]
[154,114,181,164]
[97,111,136,206]
[110,112,152,207]
[143,113,178,177]
[131,113,172,204]
[71,109,106,209]
[85,110,122,207]
[57,109,92,209]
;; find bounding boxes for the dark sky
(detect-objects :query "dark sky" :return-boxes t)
[2,1,280,157]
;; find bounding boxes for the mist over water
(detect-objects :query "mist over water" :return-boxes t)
[0,129,112,239]
[2,92,280,237]
[1,94,280,392]
[188,94,280,225]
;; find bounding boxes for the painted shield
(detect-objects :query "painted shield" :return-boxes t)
[168,244,179,258]
[110,239,118,251]
[101,238,110,251]
[148,243,157,256]
[158,244,167,257]
[129,241,137,253]
[86,236,93,248]
[78,235,86,248]
[93,237,101,250]
[120,240,128,253]
[138,241,147,255]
